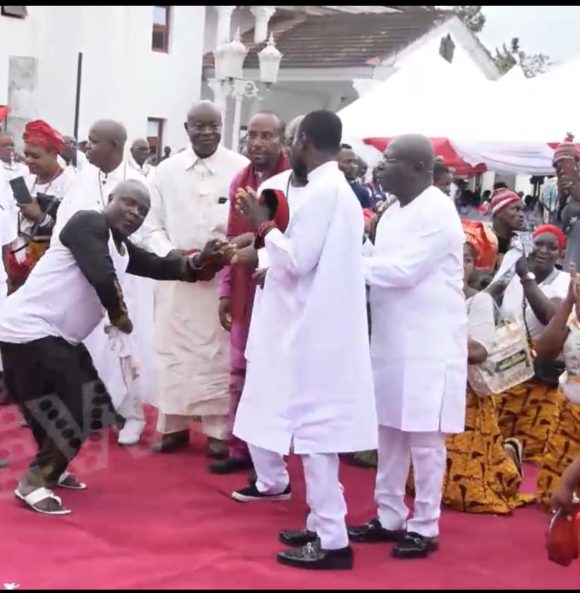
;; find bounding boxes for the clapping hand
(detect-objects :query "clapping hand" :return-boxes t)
[235,187,270,228]
[515,253,532,279]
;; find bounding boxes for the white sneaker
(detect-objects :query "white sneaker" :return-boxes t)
[118,418,145,446]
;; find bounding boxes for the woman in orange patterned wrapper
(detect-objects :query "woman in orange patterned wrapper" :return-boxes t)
[441,222,535,514]
[7,120,76,292]
[535,264,580,509]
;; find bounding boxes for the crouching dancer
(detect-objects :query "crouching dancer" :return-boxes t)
[0,179,228,515]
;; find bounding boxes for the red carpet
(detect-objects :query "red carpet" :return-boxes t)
[0,405,578,590]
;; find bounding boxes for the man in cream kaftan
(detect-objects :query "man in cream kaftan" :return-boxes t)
[232,111,377,571]
[349,134,467,560]
[54,120,157,447]
[145,101,248,453]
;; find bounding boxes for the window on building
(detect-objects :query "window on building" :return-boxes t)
[147,117,165,160]
[152,6,170,53]
[1,6,28,18]
[439,34,455,64]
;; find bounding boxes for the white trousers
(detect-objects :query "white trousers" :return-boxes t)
[376,425,446,538]
[249,444,349,550]
[157,412,228,441]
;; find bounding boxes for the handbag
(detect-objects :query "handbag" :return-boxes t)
[468,302,535,397]
[546,503,580,566]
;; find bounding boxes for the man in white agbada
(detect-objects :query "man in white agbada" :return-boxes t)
[231,110,377,571]
[54,120,157,446]
[348,134,467,560]
[59,136,89,173]
[0,132,28,180]
[145,100,248,456]
[128,138,154,178]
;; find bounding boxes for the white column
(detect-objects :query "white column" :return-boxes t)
[215,5,236,48]
[231,93,243,152]
[250,6,276,43]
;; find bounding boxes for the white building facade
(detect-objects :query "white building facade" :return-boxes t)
[0,5,206,152]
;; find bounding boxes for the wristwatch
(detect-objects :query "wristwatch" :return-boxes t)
[521,271,536,283]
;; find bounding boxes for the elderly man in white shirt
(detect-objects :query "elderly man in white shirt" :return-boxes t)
[54,120,157,447]
[349,134,467,560]
[145,100,248,457]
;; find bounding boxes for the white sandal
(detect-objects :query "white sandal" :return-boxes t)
[57,471,87,490]
[14,487,71,515]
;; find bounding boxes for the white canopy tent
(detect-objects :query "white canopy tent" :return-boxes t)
[338,54,580,175]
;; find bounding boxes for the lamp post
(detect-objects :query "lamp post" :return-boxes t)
[211,30,282,151]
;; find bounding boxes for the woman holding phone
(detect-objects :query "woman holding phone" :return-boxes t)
[6,120,76,291]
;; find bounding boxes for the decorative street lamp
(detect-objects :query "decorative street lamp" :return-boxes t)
[211,29,283,151]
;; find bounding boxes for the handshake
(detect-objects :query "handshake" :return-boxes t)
[181,238,238,281]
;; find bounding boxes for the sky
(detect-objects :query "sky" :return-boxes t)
[479,6,580,63]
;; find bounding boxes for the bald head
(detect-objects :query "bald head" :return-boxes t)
[105,179,151,238]
[185,100,222,159]
[380,134,435,203]
[131,138,151,167]
[110,179,150,205]
[87,120,127,173]
[91,120,127,147]
[388,134,435,169]
[187,100,222,124]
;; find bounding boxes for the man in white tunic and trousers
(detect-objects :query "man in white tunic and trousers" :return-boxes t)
[348,134,467,559]
[146,101,248,456]
[54,120,157,447]
[232,110,377,571]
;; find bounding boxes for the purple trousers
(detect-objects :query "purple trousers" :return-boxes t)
[227,320,250,460]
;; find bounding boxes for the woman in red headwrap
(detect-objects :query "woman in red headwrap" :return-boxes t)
[412,222,535,514]
[534,261,580,509]
[495,224,569,466]
[7,120,76,291]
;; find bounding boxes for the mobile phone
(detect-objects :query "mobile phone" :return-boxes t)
[218,196,228,204]
[9,176,33,205]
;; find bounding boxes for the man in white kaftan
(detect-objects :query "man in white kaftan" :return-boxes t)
[54,120,157,446]
[232,110,377,571]
[145,101,248,455]
[349,134,467,560]
[128,139,154,178]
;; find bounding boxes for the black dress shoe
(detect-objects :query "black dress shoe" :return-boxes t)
[151,430,189,453]
[208,457,254,474]
[279,528,318,547]
[392,532,439,559]
[347,518,405,543]
[277,540,353,570]
[232,481,291,502]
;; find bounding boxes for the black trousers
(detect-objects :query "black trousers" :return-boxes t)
[1,337,123,487]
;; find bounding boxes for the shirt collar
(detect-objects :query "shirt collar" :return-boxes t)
[183,145,222,175]
[307,160,338,182]
[101,160,126,182]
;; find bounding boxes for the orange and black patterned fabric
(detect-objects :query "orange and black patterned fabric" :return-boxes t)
[442,389,535,514]
[494,379,563,463]
[537,398,580,510]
